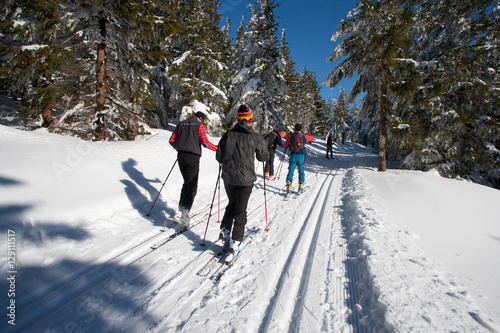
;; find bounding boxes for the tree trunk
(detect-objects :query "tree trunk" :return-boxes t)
[94,16,107,141]
[378,81,387,172]
[41,100,53,128]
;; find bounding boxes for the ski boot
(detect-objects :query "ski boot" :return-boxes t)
[180,206,190,227]
[298,182,304,194]
[286,180,292,194]
[175,206,190,228]
[225,239,242,263]
[219,228,231,247]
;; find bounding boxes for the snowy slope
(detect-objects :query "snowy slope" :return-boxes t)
[0,124,499,332]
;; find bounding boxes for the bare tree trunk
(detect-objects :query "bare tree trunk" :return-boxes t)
[41,100,53,128]
[378,81,387,171]
[94,16,107,141]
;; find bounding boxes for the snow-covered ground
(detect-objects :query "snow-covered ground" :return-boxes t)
[1,123,499,332]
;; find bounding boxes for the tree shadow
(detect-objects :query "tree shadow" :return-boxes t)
[120,158,176,227]
[0,204,90,243]
[489,234,500,244]
[0,175,24,186]
[0,258,159,332]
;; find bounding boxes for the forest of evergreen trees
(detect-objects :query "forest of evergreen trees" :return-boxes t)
[0,0,499,188]
[0,0,325,140]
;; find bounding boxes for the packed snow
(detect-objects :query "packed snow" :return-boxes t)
[1,123,499,332]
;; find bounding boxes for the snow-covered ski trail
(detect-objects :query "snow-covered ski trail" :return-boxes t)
[28,143,368,332]
[8,141,396,333]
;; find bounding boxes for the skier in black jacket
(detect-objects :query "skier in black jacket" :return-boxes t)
[169,111,217,227]
[216,105,269,262]
[264,130,284,180]
[326,133,333,159]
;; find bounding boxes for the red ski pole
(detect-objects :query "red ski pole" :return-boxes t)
[201,165,222,246]
[263,163,270,231]
[146,159,178,216]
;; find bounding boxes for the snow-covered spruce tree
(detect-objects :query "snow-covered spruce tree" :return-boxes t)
[296,67,325,134]
[328,87,351,143]
[276,28,299,132]
[167,0,229,134]
[349,96,378,147]
[324,0,417,171]
[226,0,285,134]
[394,0,500,187]
[65,0,173,141]
[345,98,362,143]
[0,0,74,128]
[131,0,183,130]
[323,96,334,135]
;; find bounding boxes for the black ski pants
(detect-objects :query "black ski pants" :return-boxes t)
[220,182,253,241]
[177,152,200,211]
[264,147,276,176]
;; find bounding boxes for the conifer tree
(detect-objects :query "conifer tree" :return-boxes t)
[324,0,417,171]
[296,67,324,133]
[277,28,299,131]
[1,0,180,140]
[397,0,500,186]
[226,0,284,134]
[331,87,350,143]
[0,0,73,128]
[168,0,229,133]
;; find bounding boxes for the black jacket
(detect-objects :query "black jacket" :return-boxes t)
[264,131,284,151]
[216,123,269,186]
[173,116,202,156]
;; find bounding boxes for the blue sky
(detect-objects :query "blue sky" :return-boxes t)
[219,0,360,103]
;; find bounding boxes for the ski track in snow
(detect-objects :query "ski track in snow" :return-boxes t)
[1,127,497,333]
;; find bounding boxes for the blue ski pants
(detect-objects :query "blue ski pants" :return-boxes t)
[286,153,305,183]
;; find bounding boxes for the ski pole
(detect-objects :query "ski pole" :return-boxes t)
[146,159,178,217]
[276,147,288,180]
[216,175,221,223]
[263,162,270,231]
[201,164,222,246]
[276,154,284,180]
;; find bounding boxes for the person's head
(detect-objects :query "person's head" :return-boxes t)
[237,105,253,123]
[294,123,303,132]
[195,111,206,123]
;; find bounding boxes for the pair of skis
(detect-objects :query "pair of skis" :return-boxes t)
[284,185,309,201]
[149,205,210,250]
[197,227,259,281]
[150,213,197,250]
[150,223,188,250]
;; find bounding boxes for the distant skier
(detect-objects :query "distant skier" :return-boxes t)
[216,105,269,262]
[326,133,333,159]
[283,123,314,194]
[169,111,217,227]
[263,129,284,180]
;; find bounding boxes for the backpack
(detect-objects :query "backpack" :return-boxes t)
[265,131,277,148]
[290,133,304,153]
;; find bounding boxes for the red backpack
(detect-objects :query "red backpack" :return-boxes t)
[291,133,304,152]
